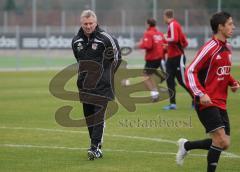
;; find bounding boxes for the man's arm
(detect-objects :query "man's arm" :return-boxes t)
[162,33,168,60]
[138,32,153,50]
[166,22,179,43]
[112,37,122,71]
[72,37,79,62]
[185,40,217,102]
[101,32,122,71]
[229,75,240,92]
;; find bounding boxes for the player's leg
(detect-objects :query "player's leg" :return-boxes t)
[91,102,107,147]
[83,103,95,140]
[177,107,215,163]
[184,138,212,151]
[164,58,177,110]
[160,58,166,73]
[207,109,230,172]
[88,101,108,160]
[207,128,230,172]
[175,54,186,87]
[175,54,194,106]
[143,60,160,101]
[153,59,166,83]
[177,107,230,171]
[83,103,102,160]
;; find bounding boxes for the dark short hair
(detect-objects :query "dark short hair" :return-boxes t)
[147,18,156,27]
[164,9,174,19]
[210,11,231,34]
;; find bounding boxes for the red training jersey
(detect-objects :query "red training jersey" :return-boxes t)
[139,26,166,61]
[185,37,238,110]
[166,19,186,58]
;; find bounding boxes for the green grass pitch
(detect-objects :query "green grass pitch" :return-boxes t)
[0,67,239,172]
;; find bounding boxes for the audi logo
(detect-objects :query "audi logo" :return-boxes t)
[216,66,231,76]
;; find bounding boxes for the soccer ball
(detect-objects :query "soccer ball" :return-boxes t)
[121,79,130,86]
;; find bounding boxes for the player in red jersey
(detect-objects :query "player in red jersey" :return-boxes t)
[137,18,167,101]
[163,9,193,110]
[176,12,239,172]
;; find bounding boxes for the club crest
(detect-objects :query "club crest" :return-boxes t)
[92,43,98,50]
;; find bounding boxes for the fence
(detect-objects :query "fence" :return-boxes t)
[1,25,240,49]
[1,8,240,70]
[1,8,240,30]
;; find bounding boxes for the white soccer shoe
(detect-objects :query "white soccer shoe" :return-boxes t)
[176,138,189,166]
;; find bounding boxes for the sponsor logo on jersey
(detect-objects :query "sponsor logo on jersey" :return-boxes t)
[216,66,231,76]
[216,55,222,60]
[153,35,163,43]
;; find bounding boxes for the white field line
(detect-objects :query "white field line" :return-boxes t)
[0,63,239,72]
[108,134,176,144]
[0,143,240,159]
[0,126,240,159]
[0,67,64,72]
[0,65,143,72]
[0,126,176,144]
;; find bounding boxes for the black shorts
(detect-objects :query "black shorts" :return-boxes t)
[196,106,230,135]
[143,59,165,75]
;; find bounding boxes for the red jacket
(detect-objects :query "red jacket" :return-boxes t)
[166,19,187,58]
[185,37,238,110]
[139,27,166,61]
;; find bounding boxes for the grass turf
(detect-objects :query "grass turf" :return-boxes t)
[0,67,239,172]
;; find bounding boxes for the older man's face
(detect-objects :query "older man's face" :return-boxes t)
[80,16,97,36]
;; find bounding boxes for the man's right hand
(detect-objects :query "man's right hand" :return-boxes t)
[200,94,212,105]
[230,81,240,93]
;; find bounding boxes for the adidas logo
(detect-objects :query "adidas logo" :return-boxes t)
[216,55,222,60]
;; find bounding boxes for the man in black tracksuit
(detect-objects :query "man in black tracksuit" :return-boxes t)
[72,10,121,160]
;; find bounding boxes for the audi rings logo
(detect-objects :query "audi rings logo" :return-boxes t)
[217,66,231,76]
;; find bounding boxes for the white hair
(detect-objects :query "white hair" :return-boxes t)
[80,10,97,21]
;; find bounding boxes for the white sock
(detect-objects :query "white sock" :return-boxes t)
[125,79,130,85]
[151,91,159,98]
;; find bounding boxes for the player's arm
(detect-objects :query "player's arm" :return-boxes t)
[162,34,168,60]
[113,37,122,71]
[185,54,208,97]
[228,75,240,92]
[185,41,217,104]
[72,37,79,62]
[102,32,122,72]
[165,22,179,43]
[138,32,153,50]
[199,94,212,105]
